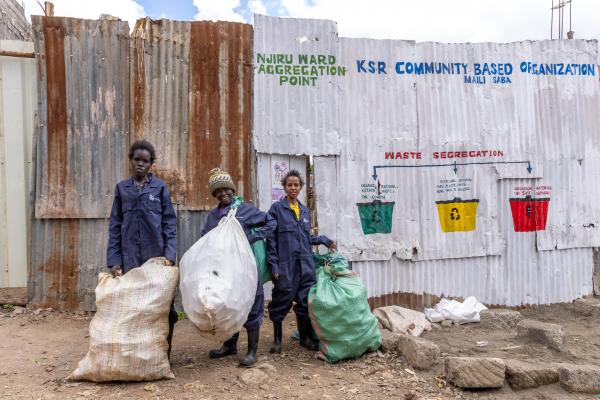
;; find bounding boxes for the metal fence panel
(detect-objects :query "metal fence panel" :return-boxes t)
[130,18,191,204]
[253,14,341,156]
[0,0,31,41]
[186,21,254,209]
[28,16,255,310]
[130,19,254,210]
[0,40,35,288]
[31,16,129,218]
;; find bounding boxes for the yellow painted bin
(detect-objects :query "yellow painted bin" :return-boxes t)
[435,198,479,233]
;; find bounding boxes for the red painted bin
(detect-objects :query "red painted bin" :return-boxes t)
[509,196,550,232]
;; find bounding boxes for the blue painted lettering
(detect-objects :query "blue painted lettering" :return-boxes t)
[357,60,367,73]
[395,62,405,74]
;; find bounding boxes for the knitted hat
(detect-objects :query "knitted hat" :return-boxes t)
[208,168,236,195]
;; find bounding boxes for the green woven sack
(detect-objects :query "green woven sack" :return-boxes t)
[250,228,271,284]
[308,252,381,363]
[233,196,270,284]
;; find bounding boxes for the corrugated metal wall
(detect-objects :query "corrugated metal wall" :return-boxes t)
[32,17,130,219]
[0,40,35,289]
[130,18,190,205]
[29,16,130,310]
[130,18,254,209]
[253,14,340,156]
[28,16,255,310]
[0,0,31,41]
[256,15,600,307]
[26,12,599,310]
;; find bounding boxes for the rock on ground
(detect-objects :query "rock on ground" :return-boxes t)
[379,329,400,353]
[479,309,522,330]
[397,335,440,370]
[10,306,26,317]
[571,298,600,317]
[240,363,277,386]
[558,364,600,393]
[504,359,559,390]
[445,357,505,389]
[440,320,453,328]
[516,319,565,351]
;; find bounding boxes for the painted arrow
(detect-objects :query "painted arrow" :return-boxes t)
[371,160,533,180]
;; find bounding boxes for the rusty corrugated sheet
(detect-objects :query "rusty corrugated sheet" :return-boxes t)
[186,21,254,209]
[131,18,190,204]
[32,16,129,218]
[28,17,255,310]
[131,19,254,209]
[28,212,217,312]
[28,218,112,311]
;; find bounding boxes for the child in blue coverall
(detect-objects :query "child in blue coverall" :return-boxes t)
[201,168,276,367]
[107,140,178,359]
[267,170,336,353]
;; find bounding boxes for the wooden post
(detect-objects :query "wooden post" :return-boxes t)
[44,1,54,17]
[593,249,600,296]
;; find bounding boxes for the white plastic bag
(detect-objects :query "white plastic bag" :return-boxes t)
[68,258,178,382]
[179,208,258,341]
[424,296,488,325]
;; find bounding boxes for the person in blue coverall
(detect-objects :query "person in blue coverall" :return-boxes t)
[267,170,336,353]
[107,140,178,359]
[201,168,276,367]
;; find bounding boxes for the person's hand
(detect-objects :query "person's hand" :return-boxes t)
[328,242,337,252]
[164,259,175,266]
[110,266,123,277]
[272,273,279,281]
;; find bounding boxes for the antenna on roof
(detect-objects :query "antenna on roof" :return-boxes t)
[551,0,573,39]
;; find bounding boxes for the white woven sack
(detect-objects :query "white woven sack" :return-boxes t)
[180,208,258,341]
[68,257,179,382]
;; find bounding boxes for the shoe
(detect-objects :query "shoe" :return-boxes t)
[209,332,239,359]
[239,328,259,367]
[297,315,319,351]
[270,321,282,354]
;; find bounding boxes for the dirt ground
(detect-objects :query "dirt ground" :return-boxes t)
[1,299,599,400]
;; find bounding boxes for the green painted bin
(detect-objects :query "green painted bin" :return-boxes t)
[356,200,395,235]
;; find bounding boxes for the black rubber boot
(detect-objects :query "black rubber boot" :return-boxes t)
[297,315,319,351]
[270,321,282,354]
[239,328,259,367]
[209,332,239,359]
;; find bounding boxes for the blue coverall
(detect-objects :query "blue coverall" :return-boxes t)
[106,174,178,348]
[266,199,332,323]
[200,202,276,330]
[107,175,177,271]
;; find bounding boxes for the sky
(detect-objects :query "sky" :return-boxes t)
[19,0,600,44]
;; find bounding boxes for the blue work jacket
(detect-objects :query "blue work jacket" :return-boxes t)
[107,174,177,272]
[200,202,276,244]
[266,198,332,276]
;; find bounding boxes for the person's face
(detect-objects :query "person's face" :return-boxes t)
[214,188,234,206]
[284,176,302,200]
[130,149,152,179]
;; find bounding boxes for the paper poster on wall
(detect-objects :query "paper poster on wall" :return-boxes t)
[271,160,288,203]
